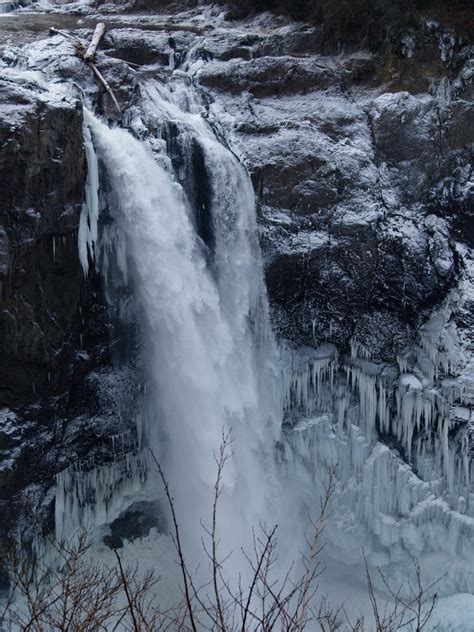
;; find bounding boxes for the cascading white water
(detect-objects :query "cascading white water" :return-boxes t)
[85,105,281,567]
[0,0,25,13]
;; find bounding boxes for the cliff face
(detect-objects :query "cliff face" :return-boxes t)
[0,75,109,539]
[193,21,473,361]
[0,12,145,542]
[0,0,473,551]
[1,82,85,409]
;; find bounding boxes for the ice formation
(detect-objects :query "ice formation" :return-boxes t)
[278,301,474,590]
[55,430,148,542]
[77,117,100,276]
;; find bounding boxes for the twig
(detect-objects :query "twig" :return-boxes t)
[88,61,121,112]
[211,432,231,632]
[149,447,198,632]
[113,549,140,632]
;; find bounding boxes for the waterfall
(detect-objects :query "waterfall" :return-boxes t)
[81,103,281,566]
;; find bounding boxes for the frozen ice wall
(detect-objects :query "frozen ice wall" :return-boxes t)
[78,119,100,276]
[278,297,474,592]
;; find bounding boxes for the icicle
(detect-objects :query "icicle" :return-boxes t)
[377,376,390,434]
[351,338,371,360]
[397,353,410,374]
[279,343,338,420]
[78,113,100,276]
[344,363,380,441]
[55,448,148,543]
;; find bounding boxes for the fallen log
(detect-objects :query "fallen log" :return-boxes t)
[49,23,121,113]
[84,23,106,63]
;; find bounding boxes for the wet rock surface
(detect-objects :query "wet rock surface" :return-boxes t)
[103,500,166,549]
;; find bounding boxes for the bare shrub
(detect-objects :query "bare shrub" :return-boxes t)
[0,433,441,631]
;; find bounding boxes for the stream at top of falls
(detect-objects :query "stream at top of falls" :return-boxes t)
[47,76,474,628]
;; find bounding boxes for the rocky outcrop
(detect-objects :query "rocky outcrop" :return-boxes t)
[1,80,86,408]
[199,56,336,95]
[0,78,76,534]
[192,21,473,360]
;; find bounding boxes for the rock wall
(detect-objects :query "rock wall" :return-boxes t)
[1,82,86,409]
[0,78,87,536]
[193,19,473,361]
